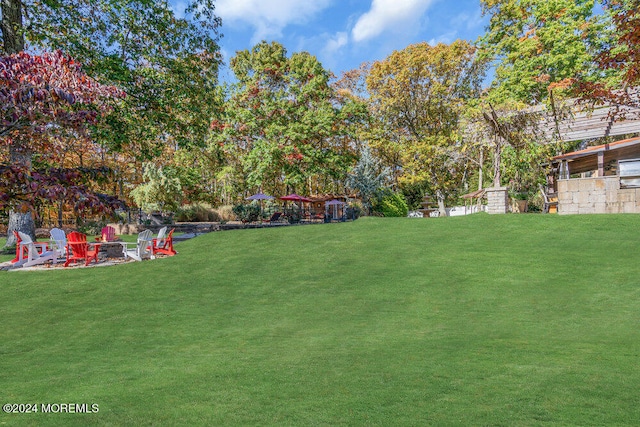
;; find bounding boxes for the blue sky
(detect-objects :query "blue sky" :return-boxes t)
[173,0,488,81]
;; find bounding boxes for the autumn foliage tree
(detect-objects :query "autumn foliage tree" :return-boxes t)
[576,0,640,117]
[210,41,365,197]
[479,0,601,105]
[366,41,486,215]
[475,0,606,198]
[1,0,222,244]
[19,0,222,157]
[0,50,122,245]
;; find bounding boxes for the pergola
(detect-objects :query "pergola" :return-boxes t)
[465,89,640,214]
[461,189,486,214]
[533,89,640,143]
[531,90,640,196]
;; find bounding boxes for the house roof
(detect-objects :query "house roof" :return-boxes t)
[551,136,640,174]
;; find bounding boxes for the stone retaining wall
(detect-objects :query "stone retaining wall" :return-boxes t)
[108,222,223,235]
[31,220,297,239]
[107,221,292,235]
[558,176,640,214]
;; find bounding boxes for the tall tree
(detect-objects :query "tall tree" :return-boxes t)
[1,51,122,244]
[210,41,364,197]
[24,0,222,155]
[477,0,605,196]
[0,0,23,54]
[333,64,404,186]
[366,41,486,215]
[130,163,182,213]
[576,0,640,117]
[463,98,547,190]
[479,0,601,105]
[1,0,221,242]
[345,144,390,214]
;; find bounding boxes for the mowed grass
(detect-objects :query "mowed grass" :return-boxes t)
[0,237,11,263]
[1,214,640,425]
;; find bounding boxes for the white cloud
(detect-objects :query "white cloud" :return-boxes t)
[451,8,485,33]
[324,32,348,56]
[216,0,334,44]
[352,0,437,43]
[314,31,349,72]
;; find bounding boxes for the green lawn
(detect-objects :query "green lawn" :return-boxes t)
[0,237,10,263]
[1,214,640,425]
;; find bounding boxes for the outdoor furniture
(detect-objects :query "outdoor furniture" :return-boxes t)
[265,212,283,223]
[302,211,324,223]
[121,229,154,261]
[152,228,176,257]
[96,225,118,242]
[11,231,30,263]
[153,226,167,248]
[539,184,558,214]
[49,228,68,262]
[14,231,56,267]
[64,231,101,267]
[246,192,275,220]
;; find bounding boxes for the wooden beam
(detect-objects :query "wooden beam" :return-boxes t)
[598,151,604,176]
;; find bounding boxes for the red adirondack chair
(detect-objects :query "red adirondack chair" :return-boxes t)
[95,225,118,242]
[65,231,101,267]
[11,231,28,263]
[152,228,176,256]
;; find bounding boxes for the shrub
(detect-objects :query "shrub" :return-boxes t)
[76,220,104,236]
[174,205,195,222]
[345,203,363,220]
[232,204,261,222]
[195,205,219,222]
[346,145,392,214]
[130,163,182,213]
[373,192,409,217]
[175,204,219,222]
[213,205,235,222]
[399,181,429,211]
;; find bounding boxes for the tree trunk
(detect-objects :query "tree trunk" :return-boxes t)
[6,210,35,246]
[57,199,64,228]
[0,0,24,55]
[2,0,34,247]
[493,137,502,188]
[6,144,36,246]
[436,190,447,217]
[478,149,484,191]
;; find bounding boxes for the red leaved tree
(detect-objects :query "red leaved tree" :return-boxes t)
[576,0,640,116]
[1,50,123,246]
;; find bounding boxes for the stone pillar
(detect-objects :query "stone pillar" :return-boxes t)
[485,187,508,214]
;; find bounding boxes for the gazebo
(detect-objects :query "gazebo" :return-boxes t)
[324,199,347,221]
